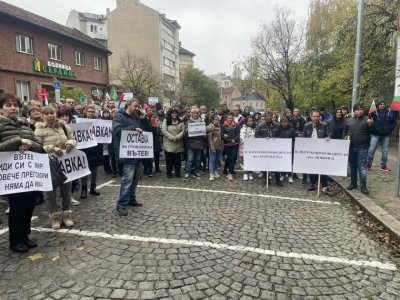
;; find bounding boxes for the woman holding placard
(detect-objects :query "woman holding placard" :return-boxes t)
[35,106,77,230]
[0,93,43,253]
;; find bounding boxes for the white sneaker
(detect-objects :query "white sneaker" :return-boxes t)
[210,174,215,181]
[258,172,264,178]
[5,206,10,215]
[227,174,233,181]
[243,174,249,181]
[70,197,80,206]
[249,173,254,180]
[279,176,284,182]
[214,171,220,179]
[288,177,293,183]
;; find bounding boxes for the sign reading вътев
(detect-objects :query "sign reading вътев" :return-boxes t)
[188,122,206,137]
[0,152,52,195]
[293,137,350,176]
[58,149,91,183]
[243,138,292,172]
[69,122,97,149]
[119,131,154,158]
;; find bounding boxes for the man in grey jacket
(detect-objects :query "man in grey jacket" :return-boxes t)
[112,99,144,216]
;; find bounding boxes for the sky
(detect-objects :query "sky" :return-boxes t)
[3,0,311,76]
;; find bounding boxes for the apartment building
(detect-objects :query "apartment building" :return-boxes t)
[179,46,195,73]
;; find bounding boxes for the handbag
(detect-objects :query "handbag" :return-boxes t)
[49,154,67,189]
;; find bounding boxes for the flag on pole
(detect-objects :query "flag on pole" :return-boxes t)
[390,96,400,111]
[110,88,118,101]
[105,92,111,101]
[368,100,377,115]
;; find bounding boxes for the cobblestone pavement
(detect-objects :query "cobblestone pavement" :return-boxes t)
[1,168,400,299]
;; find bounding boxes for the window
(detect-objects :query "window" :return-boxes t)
[48,43,62,61]
[163,40,175,52]
[74,51,85,66]
[163,57,175,69]
[16,81,30,100]
[16,34,33,54]
[90,25,97,34]
[94,57,102,70]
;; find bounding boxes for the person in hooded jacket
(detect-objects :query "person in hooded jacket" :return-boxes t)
[222,114,240,181]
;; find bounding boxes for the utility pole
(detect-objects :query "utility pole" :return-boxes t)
[351,0,365,111]
[395,14,400,197]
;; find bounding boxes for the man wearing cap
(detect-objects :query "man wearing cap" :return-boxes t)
[344,103,374,194]
[365,100,396,171]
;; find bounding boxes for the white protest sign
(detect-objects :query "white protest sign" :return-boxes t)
[243,138,292,172]
[93,120,112,143]
[69,122,98,149]
[188,122,206,137]
[148,97,159,105]
[0,152,52,195]
[293,138,350,176]
[58,149,91,183]
[119,131,154,158]
[75,118,93,124]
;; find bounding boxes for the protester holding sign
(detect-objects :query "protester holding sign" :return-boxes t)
[344,103,374,195]
[80,105,103,199]
[279,117,295,183]
[35,106,77,230]
[302,110,329,193]
[162,108,185,178]
[240,116,256,181]
[0,93,44,253]
[183,108,205,180]
[112,98,144,216]
[222,114,240,181]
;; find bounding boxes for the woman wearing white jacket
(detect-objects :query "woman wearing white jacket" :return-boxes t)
[240,116,256,181]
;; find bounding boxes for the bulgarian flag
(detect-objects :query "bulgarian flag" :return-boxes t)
[390,96,400,111]
[368,100,377,115]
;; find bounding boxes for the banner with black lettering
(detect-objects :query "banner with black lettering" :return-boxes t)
[293,138,350,176]
[69,122,97,149]
[243,138,292,172]
[188,122,206,137]
[119,131,154,158]
[58,149,91,182]
[0,152,52,195]
[93,119,112,143]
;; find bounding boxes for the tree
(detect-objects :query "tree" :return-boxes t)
[111,51,161,102]
[161,69,195,108]
[181,67,220,108]
[60,86,85,104]
[250,7,304,110]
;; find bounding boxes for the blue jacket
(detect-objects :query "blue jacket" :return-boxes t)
[112,109,144,164]
[370,109,397,137]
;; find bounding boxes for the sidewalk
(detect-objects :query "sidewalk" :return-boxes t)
[333,144,400,239]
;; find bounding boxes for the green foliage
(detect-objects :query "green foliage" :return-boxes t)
[60,86,86,104]
[181,67,220,108]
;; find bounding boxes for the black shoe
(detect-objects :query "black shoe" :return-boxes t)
[127,201,143,207]
[360,186,369,195]
[10,242,28,253]
[155,169,162,173]
[347,184,357,191]
[276,181,283,187]
[80,185,88,199]
[89,184,100,196]
[175,173,181,178]
[115,208,128,216]
[307,184,316,191]
[111,172,117,178]
[292,174,299,180]
[23,238,37,248]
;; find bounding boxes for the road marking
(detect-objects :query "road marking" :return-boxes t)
[96,180,115,189]
[31,227,396,271]
[108,184,340,205]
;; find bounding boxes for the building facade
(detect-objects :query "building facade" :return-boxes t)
[231,90,266,111]
[209,73,233,88]
[179,46,195,74]
[0,1,110,103]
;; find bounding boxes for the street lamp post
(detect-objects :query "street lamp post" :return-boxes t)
[351,0,365,111]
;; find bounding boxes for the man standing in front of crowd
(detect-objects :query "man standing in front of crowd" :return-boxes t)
[113,99,144,216]
[302,110,329,193]
[366,100,396,171]
[344,103,374,195]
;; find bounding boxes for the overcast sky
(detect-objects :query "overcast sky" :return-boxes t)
[4,0,311,76]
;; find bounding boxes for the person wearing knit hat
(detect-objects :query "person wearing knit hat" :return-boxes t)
[366,100,397,171]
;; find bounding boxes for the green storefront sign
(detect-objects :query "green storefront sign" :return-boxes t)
[33,57,76,78]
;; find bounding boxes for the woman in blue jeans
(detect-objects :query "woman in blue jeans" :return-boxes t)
[207,116,223,181]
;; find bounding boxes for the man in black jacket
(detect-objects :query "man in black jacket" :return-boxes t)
[255,111,283,186]
[302,111,329,192]
[344,103,374,194]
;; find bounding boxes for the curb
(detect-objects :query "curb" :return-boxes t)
[332,176,400,241]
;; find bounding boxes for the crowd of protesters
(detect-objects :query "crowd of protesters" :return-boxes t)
[0,89,397,252]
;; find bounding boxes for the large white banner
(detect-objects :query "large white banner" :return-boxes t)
[119,131,154,158]
[69,122,97,149]
[293,138,350,176]
[93,120,112,144]
[188,122,206,137]
[58,149,91,183]
[0,152,52,195]
[243,138,292,172]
